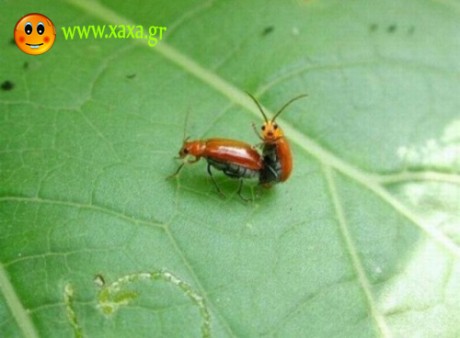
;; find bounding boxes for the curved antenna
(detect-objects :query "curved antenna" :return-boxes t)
[246,92,269,123]
[272,94,308,121]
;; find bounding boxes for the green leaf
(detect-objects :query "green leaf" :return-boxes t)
[1,0,460,337]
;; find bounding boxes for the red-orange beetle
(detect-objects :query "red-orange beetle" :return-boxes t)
[171,138,263,199]
[248,93,307,186]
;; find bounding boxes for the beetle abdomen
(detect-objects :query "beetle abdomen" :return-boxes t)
[207,158,259,179]
[259,144,282,185]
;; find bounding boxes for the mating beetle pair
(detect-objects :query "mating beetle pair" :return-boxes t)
[171,93,307,199]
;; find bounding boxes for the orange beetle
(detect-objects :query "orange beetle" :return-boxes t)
[171,138,263,199]
[248,93,307,186]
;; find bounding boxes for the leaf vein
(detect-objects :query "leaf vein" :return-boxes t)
[0,196,164,229]
[323,165,392,338]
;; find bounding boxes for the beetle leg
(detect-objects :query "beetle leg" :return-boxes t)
[251,141,264,149]
[236,179,249,202]
[167,162,185,179]
[252,122,264,141]
[207,163,225,197]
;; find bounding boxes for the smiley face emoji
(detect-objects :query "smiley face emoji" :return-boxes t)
[14,13,56,55]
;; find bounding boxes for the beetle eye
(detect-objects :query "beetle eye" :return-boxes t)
[183,148,189,154]
[261,125,265,131]
[273,124,278,130]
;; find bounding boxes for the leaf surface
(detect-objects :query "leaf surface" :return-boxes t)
[1,0,460,337]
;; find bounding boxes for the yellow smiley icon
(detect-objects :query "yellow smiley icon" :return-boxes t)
[14,13,56,55]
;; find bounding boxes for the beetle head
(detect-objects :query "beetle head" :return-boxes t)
[178,139,205,161]
[247,92,308,143]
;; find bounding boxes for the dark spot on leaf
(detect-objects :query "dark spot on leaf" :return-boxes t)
[369,23,378,32]
[23,62,29,70]
[1,80,14,91]
[262,26,274,36]
[387,24,397,33]
[126,74,136,79]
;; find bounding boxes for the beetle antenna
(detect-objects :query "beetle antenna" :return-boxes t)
[246,92,269,123]
[272,94,308,121]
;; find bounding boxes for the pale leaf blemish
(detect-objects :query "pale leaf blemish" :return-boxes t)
[442,119,460,143]
[399,182,459,237]
[380,240,450,314]
[397,119,460,168]
[93,274,105,288]
[97,282,138,316]
[393,120,460,233]
[64,283,83,338]
[95,270,211,338]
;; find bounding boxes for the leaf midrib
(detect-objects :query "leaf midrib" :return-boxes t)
[0,262,39,338]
